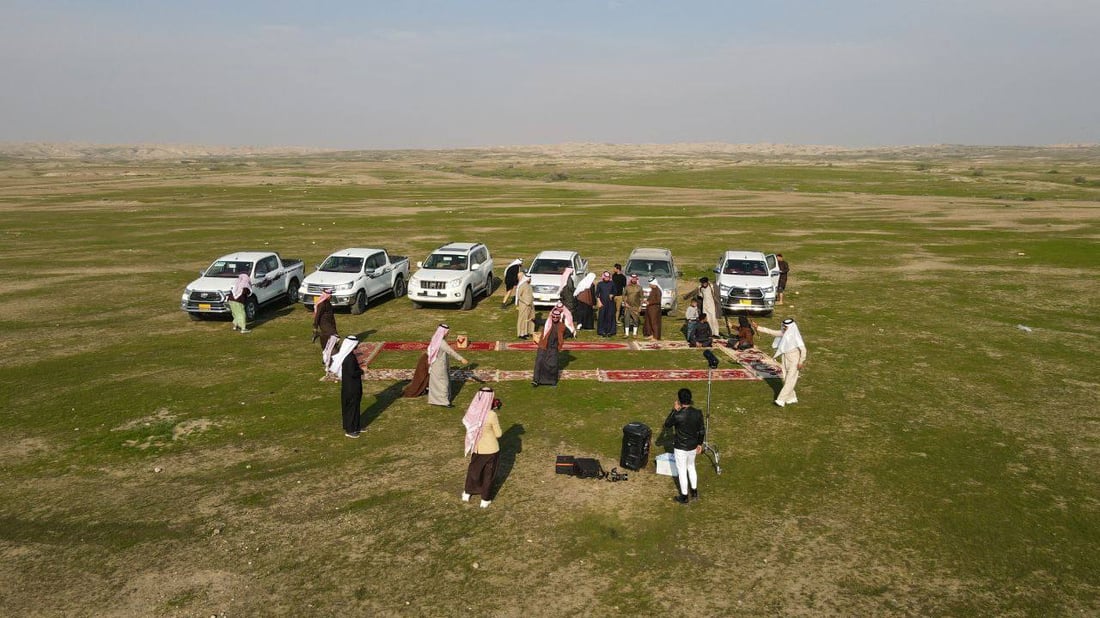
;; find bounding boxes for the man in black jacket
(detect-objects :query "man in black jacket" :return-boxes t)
[663,388,705,504]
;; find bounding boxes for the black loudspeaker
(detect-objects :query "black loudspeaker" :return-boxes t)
[620,422,652,471]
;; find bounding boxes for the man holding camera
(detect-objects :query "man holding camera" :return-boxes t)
[664,388,705,504]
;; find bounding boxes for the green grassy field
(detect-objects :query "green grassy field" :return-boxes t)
[1,146,1098,616]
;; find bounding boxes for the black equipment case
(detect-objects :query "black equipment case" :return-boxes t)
[555,455,576,475]
[573,457,604,479]
[620,422,652,471]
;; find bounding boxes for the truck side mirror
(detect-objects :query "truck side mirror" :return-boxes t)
[471,263,481,271]
[416,261,423,269]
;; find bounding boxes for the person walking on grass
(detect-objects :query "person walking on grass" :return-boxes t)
[753,317,807,407]
[329,336,363,438]
[664,388,704,504]
[462,387,504,508]
[313,288,340,380]
[515,272,535,339]
[228,273,252,333]
[776,253,790,305]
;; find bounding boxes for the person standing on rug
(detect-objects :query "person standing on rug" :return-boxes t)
[622,274,643,338]
[515,272,535,340]
[682,277,721,337]
[462,387,504,508]
[328,336,363,438]
[595,270,618,337]
[753,317,807,407]
[776,253,790,305]
[313,287,339,379]
[664,388,704,504]
[558,267,576,315]
[228,273,253,333]
[500,258,524,306]
[644,278,663,341]
[532,304,573,387]
[573,271,596,332]
[612,264,627,325]
[403,324,469,406]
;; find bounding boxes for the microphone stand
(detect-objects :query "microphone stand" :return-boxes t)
[702,351,722,474]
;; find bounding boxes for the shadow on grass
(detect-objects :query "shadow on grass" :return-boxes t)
[492,423,525,500]
[359,380,406,430]
[764,377,783,399]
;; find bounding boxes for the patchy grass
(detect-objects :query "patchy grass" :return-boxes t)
[1,148,1098,616]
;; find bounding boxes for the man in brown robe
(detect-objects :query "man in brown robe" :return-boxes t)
[533,304,573,386]
[644,278,663,341]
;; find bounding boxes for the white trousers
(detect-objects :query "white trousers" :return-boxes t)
[674,448,698,495]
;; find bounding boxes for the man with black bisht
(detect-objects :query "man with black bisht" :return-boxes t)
[663,388,705,504]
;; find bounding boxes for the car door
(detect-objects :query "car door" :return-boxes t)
[766,254,780,287]
[253,255,280,302]
[363,252,384,298]
[473,248,490,292]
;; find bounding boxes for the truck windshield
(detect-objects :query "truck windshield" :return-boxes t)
[423,253,468,270]
[625,259,671,278]
[723,260,769,276]
[320,256,364,273]
[529,258,571,275]
[205,261,253,278]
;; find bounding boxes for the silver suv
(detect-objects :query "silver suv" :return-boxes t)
[408,242,494,310]
[624,247,679,314]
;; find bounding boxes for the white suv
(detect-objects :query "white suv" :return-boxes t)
[714,250,780,315]
[527,250,589,308]
[408,242,494,310]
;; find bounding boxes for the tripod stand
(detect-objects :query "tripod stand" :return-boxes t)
[701,350,722,474]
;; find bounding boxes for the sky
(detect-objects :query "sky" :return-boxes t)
[1,0,1097,149]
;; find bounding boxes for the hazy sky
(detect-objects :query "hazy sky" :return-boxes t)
[2,0,1097,149]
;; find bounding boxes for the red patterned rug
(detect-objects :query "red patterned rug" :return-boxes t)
[360,367,754,382]
[356,340,778,382]
[501,340,633,351]
[600,369,755,382]
[381,341,497,351]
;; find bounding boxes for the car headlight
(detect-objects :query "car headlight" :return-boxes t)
[762,286,775,294]
[334,282,355,292]
[447,278,463,289]
[181,289,191,301]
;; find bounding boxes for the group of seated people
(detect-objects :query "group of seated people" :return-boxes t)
[685,305,756,350]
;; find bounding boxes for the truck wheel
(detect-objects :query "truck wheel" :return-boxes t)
[392,276,406,298]
[286,279,300,304]
[351,290,367,315]
[188,312,205,321]
[461,286,474,310]
[484,271,495,297]
[245,297,259,322]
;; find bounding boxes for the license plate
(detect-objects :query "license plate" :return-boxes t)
[739,299,752,305]
[199,303,212,310]
[435,292,445,297]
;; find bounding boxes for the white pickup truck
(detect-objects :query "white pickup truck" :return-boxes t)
[299,248,409,314]
[181,251,305,321]
[714,250,781,316]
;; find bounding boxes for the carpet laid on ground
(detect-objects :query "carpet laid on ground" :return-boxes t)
[352,339,783,383]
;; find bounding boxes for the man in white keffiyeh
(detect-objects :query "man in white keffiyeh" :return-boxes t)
[754,317,808,407]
